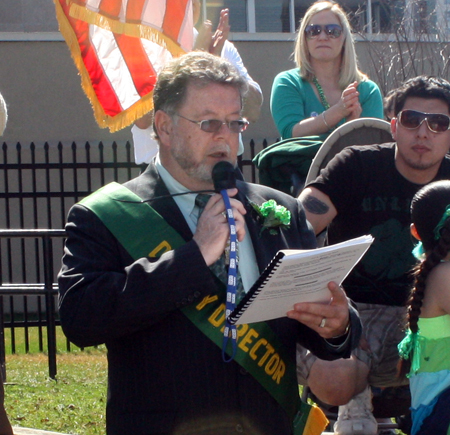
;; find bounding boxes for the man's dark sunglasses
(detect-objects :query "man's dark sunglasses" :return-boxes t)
[398,110,450,133]
[305,24,343,39]
[177,113,249,133]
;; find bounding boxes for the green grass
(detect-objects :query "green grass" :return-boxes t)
[3,327,107,435]
[5,324,75,355]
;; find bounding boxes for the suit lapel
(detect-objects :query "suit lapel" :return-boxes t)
[123,163,193,242]
[237,181,285,273]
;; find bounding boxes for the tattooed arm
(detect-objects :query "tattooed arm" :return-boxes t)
[299,187,338,235]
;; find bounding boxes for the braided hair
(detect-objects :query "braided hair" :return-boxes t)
[399,180,450,377]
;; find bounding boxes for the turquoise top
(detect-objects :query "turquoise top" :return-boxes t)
[270,68,384,139]
[399,315,450,435]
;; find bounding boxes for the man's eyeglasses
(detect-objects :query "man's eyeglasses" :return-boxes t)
[398,110,450,134]
[305,24,343,39]
[177,113,249,133]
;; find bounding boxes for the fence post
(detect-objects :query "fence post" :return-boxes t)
[0,297,6,381]
[42,235,57,380]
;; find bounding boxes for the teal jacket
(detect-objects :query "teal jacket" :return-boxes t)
[271,68,384,139]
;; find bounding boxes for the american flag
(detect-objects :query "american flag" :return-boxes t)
[54,0,194,132]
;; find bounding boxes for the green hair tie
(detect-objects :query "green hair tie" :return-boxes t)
[398,329,422,375]
[433,205,450,240]
[413,204,450,258]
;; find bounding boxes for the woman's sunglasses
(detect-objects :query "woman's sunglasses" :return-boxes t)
[305,24,343,39]
[398,110,450,133]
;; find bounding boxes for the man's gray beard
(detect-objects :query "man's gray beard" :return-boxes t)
[171,141,232,183]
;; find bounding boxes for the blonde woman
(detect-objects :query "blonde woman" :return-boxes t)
[271,1,383,140]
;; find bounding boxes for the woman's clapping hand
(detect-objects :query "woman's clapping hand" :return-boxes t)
[340,81,362,121]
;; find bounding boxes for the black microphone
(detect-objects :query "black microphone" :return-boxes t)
[212,161,238,270]
[212,161,237,192]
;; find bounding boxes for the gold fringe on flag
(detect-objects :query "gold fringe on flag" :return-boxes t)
[54,0,186,132]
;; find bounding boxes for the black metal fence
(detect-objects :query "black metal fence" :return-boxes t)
[0,229,65,380]
[0,139,265,379]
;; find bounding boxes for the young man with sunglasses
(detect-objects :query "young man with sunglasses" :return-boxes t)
[298,75,450,435]
[59,51,361,435]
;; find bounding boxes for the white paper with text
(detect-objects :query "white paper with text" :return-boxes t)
[231,235,373,325]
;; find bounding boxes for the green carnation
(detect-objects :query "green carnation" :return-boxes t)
[250,199,291,235]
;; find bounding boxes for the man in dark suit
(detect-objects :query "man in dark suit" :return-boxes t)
[58,51,361,435]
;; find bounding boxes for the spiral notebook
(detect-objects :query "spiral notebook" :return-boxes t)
[228,235,373,325]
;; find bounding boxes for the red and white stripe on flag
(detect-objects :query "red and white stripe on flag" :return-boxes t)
[54,0,194,132]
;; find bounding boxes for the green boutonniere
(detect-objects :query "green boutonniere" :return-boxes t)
[250,199,291,235]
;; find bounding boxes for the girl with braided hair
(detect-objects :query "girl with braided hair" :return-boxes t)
[398,180,450,435]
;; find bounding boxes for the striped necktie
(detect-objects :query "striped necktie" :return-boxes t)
[195,194,244,301]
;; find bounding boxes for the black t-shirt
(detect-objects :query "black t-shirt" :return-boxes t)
[308,143,450,306]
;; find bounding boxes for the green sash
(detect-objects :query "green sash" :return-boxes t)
[80,182,323,434]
